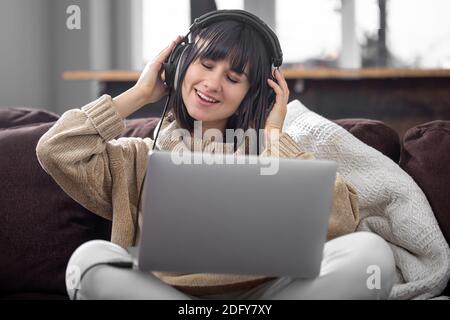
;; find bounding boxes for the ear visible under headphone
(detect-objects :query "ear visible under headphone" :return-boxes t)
[163,9,283,107]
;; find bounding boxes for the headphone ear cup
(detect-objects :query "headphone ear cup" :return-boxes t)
[163,42,189,91]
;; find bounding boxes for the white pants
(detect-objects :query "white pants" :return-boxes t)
[66,232,396,300]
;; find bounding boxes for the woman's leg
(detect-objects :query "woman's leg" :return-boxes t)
[238,231,396,300]
[66,240,192,300]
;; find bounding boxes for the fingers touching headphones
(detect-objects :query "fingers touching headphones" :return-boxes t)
[267,69,289,106]
[135,35,184,105]
[265,69,289,132]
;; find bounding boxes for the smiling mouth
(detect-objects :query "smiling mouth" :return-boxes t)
[195,89,219,104]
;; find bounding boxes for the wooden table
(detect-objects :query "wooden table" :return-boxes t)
[63,68,450,137]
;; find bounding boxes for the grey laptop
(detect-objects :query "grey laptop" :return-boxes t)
[130,151,337,279]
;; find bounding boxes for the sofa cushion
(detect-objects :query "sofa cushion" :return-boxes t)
[0,107,59,129]
[123,117,160,138]
[399,121,450,296]
[334,119,400,163]
[399,121,450,245]
[0,123,111,296]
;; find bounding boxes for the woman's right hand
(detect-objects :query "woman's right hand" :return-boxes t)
[134,35,184,105]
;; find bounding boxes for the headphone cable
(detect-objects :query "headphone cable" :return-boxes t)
[132,91,172,246]
[152,90,172,151]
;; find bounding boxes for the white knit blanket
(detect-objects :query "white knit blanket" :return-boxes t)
[283,100,450,299]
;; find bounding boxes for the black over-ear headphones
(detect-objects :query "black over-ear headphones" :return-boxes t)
[163,9,283,97]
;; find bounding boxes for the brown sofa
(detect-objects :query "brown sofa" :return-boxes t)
[0,106,448,299]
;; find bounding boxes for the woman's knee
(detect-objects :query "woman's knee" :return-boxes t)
[352,232,395,269]
[65,240,190,300]
[348,232,396,299]
[66,240,132,300]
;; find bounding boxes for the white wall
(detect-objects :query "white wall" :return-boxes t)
[51,0,96,115]
[0,0,123,115]
[0,0,53,110]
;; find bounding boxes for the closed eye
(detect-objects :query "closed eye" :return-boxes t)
[200,60,243,84]
[227,76,239,83]
[201,62,213,70]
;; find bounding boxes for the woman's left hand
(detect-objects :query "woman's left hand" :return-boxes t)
[264,69,290,138]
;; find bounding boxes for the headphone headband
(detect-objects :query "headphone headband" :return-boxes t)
[189,9,283,67]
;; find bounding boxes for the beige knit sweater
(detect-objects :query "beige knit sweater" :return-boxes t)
[36,94,360,296]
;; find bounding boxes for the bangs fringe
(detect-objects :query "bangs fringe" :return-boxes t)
[192,23,257,80]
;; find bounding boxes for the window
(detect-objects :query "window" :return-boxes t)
[388,0,450,68]
[216,0,244,10]
[276,0,450,68]
[356,0,450,68]
[141,0,450,68]
[276,0,341,66]
[142,0,190,63]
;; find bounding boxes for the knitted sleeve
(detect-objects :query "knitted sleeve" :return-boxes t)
[262,132,360,240]
[36,95,150,221]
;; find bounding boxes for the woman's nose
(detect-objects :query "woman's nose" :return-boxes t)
[203,72,222,92]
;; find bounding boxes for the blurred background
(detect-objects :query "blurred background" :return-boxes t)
[1,0,449,136]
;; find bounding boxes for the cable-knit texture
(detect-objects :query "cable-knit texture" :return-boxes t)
[283,100,450,300]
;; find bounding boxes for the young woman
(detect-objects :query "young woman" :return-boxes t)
[36,13,395,300]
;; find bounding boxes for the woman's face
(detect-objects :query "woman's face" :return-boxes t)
[181,58,250,132]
